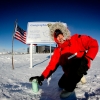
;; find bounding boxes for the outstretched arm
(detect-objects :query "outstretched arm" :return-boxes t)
[29,48,60,85]
[42,48,60,79]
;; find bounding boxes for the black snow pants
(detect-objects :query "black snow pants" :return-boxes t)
[58,56,88,92]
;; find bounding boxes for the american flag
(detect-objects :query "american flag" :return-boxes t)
[14,25,26,44]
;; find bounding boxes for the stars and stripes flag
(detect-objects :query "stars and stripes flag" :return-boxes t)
[14,24,26,44]
[12,21,37,70]
[12,22,27,70]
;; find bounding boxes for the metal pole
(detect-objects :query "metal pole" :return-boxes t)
[30,43,33,68]
[12,19,17,69]
[12,36,14,69]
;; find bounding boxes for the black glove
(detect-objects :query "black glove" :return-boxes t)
[29,75,44,86]
[77,56,89,77]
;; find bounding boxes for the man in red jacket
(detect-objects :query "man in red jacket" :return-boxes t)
[29,22,99,98]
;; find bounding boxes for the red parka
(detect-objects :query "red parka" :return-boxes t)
[42,34,99,79]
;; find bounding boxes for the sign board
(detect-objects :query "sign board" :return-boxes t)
[26,22,67,44]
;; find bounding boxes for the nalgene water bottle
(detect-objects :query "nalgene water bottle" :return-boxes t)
[32,79,39,93]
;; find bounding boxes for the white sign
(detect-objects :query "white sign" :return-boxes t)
[26,22,67,44]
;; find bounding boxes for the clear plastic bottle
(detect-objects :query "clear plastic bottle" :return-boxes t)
[32,79,39,93]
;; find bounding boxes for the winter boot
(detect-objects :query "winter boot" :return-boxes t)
[80,75,86,84]
[60,89,72,98]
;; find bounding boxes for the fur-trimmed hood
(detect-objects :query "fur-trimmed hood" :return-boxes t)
[48,22,71,42]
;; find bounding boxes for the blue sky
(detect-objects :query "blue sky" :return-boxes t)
[0,0,100,52]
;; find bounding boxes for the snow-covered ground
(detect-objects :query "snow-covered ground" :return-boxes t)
[0,52,100,100]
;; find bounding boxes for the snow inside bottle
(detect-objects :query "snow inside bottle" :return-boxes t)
[32,79,39,93]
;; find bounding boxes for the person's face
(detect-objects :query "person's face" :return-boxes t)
[56,34,65,44]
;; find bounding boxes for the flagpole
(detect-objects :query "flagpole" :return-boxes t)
[12,19,17,70]
[30,43,33,68]
[12,35,14,69]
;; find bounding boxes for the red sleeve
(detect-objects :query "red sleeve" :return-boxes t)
[42,48,60,78]
[81,35,99,60]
